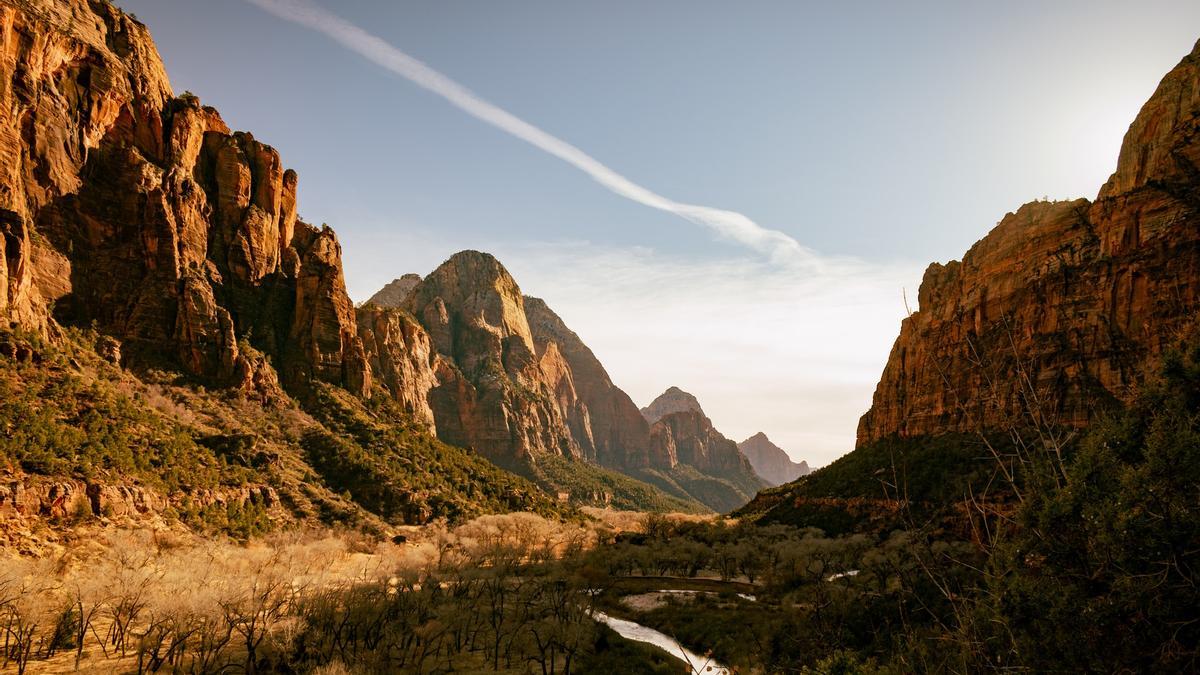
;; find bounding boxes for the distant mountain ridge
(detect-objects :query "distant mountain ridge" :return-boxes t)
[738,432,810,486]
[636,387,766,511]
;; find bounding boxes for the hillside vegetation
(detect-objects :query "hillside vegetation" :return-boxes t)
[0,327,566,543]
[520,455,707,515]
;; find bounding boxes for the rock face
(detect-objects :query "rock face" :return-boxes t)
[399,251,586,462]
[642,387,760,479]
[355,304,438,428]
[367,274,421,308]
[858,38,1200,446]
[0,471,277,522]
[0,0,369,394]
[640,386,704,423]
[367,261,764,492]
[738,432,810,487]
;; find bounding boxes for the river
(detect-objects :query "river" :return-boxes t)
[591,610,730,675]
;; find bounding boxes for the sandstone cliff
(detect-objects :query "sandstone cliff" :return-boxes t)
[858,38,1200,446]
[355,304,438,428]
[0,0,576,540]
[399,251,587,462]
[738,432,810,487]
[376,252,656,469]
[0,0,369,396]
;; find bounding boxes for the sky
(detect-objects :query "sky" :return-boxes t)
[119,0,1200,466]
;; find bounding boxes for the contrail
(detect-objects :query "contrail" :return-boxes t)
[246,0,816,266]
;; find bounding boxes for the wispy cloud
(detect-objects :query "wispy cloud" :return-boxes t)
[245,0,815,265]
[247,0,926,464]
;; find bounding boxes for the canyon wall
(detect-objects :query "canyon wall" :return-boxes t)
[858,38,1200,446]
[0,0,369,396]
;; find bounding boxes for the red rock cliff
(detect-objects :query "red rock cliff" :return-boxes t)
[858,38,1200,446]
[0,0,369,394]
[400,251,588,462]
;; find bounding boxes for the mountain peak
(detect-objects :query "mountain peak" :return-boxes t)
[641,386,704,424]
[443,249,505,270]
[405,250,533,356]
[366,274,422,308]
[737,433,811,487]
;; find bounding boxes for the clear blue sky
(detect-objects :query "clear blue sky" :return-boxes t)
[119,0,1200,465]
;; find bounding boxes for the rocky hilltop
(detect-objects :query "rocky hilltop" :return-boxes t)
[637,387,765,511]
[399,251,588,462]
[366,274,421,308]
[641,387,749,476]
[857,38,1200,446]
[640,386,704,423]
[358,258,595,464]
[738,432,810,487]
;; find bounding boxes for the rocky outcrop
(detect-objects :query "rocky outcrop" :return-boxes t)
[641,386,704,423]
[379,257,761,491]
[356,304,438,428]
[858,38,1200,446]
[0,0,369,395]
[0,472,278,521]
[367,274,421,308]
[367,258,767,501]
[738,432,810,487]
[642,387,760,479]
[399,251,585,461]
[650,409,756,477]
